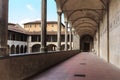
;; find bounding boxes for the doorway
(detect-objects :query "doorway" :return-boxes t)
[83,43,90,52]
[80,35,93,52]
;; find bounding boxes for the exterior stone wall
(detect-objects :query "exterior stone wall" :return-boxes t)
[0,50,79,80]
[24,22,65,32]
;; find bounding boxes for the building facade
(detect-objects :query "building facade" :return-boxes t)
[7,21,72,54]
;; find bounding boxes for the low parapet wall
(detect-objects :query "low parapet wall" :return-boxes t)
[0,50,79,80]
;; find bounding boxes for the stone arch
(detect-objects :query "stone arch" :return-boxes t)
[47,44,57,51]
[61,44,69,50]
[20,45,24,53]
[32,44,41,52]
[24,46,27,53]
[11,45,15,54]
[16,45,20,54]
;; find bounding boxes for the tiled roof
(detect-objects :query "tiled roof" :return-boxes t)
[24,21,58,25]
[24,20,65,27]
[8,23,27,34]
[8,23,65,35]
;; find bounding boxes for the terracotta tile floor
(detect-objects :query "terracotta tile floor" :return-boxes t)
[28,52,120,80]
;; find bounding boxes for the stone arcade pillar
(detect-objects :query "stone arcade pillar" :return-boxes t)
[40,0,47,53]
[65,21,68,51]
[98,25,100,57]
[27,35,31,53]
[69,27,72,50]
[107,2,110,63]
[57,12,62,51]
[0,0,8,56]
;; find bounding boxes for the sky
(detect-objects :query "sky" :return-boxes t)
[8,0,62,26]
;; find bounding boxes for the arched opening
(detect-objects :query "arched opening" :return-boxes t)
[16,45,19,54]
[32,44,41,52]
[11,45,15,54]
[24,46,27,53]
[61,44,69,50]
[67,44,70,50]
[47,44,57,51]
[20,45,24,53]
[80,35,93,52]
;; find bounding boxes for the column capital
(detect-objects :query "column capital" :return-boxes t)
[57,11,62,16]
[64,21,68,24]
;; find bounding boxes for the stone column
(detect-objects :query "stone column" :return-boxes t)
[40,0,47,53]
[69,27,72,50]
[65,21,68,51]
[57,12,62,51]
[98,25,100,57]
[0,0,8,56]
[27,35,31,53]
[107,2,110,63]
[14,46,16,54]
[19,47,20,53]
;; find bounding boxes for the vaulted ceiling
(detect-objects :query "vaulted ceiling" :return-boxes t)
[55,0,109,36]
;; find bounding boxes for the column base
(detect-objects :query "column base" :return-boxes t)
[65,46,68,51]
[27,47,31,54]
[65,49,68,51]
[57,47,61,51]
[40,47,47,53]
[70,47,72,50]
[0,47,9,57]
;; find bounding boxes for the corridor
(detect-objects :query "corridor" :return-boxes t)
[28,53,120,80]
